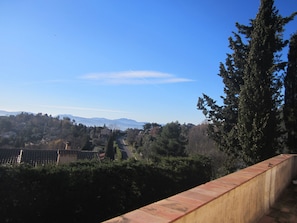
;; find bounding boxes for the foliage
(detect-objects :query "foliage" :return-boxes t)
[105,133,115,160]
[126,128,142,147]
[137,122,188,158]
[126,122,227,177]
[197,0,297,167]
[152,121,187,157]
[197,23,248,171]
[284,33,297,153]
[238,0,295,165]
[114,140,123,160]
[0,113,110,151]
[186,123,228,178]
[0,156,211,223]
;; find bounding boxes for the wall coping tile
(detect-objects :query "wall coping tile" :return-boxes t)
[103,154,297,223]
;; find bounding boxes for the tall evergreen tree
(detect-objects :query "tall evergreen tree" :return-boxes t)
[284,33,297,153]
[238,0,295,165]
[105,133,115,160]
[197,24,251,171]
[198,0,296,168]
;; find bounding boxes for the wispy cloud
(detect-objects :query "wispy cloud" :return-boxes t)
[80,70,194,85]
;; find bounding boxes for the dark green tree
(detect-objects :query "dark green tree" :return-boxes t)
[238,0,296,165]
[198,0,296,168]
[152,122,187,157]
[82,135,93,150]
[284,33,297,153]
[197,24,250,171]
[105,133,115,160]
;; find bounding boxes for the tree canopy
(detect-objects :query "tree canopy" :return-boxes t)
[197,0,297,168]
[284,33,297,153]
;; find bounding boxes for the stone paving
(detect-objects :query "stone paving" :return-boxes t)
[258,182,297,223]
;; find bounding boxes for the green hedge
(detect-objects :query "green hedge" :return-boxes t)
[0,156,211,223]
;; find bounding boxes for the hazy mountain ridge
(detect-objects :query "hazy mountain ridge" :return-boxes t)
[0,110,147,130]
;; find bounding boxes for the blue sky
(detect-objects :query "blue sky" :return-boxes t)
[0,0,296,124]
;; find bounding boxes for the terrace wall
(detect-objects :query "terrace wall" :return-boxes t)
[103,154,297,223]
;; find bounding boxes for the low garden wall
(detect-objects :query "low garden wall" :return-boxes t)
[103,154,297,223]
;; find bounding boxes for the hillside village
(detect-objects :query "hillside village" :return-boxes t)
[0,112,220,169]
[0,113,111,166]
[0,112,112,151]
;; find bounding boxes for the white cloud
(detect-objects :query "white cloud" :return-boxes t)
[80,70,194,85]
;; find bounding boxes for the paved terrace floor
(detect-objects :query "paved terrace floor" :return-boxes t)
[258,182,297,223]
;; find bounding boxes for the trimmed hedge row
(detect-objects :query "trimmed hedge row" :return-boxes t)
[0,156,211,223]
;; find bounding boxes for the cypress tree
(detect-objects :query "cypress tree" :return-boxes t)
[197,27,249,171]
[105,133,115,160]
[198,0,296,168]
[284,33,297,153]
[238,0,295,165]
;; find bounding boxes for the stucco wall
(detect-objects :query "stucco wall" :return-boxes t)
[103,154,297,223]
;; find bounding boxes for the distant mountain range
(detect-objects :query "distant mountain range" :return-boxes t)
[0,110,147,130]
